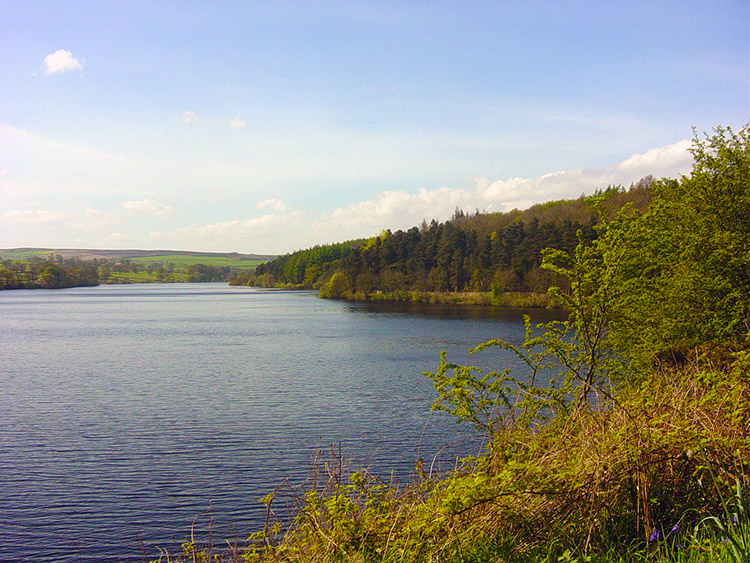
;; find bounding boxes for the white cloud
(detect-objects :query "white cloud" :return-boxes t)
[0,168,9,176]
[68,208,119,230]
[0,129,696,255]
[312,186,469,242]
[0,123,122,161]
[122,198,174,218]
[613,139,692,175]
[44,50,83,74]
[144,211,305,253]
[473,140,694,212]
[2,209,68,225]
[184,211,302,237]
[229,117,247,129]
[0,123,131,200]
[311,139,695,243]
[109,232,133,242]
[255,198,287,211]
[126,138,694,253]
[181,111,196,124]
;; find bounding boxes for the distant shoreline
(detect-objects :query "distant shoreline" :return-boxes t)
[0,247,276,262]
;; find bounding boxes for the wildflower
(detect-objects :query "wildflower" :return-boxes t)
[650,529,660,542]
[671,524,680,533]
[731,515,738,524]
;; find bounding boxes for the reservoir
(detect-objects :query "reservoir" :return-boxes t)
[0,283,562,561]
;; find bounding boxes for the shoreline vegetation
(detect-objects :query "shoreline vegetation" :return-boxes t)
[243,285,555,308]
[155,125,749,562]
[333,289,553,308]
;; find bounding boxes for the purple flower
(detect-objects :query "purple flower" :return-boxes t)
[650,529,660,542]
[732,515,738,524]
[671,524,680,533]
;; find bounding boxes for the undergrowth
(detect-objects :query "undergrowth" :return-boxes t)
[148,349,749,563]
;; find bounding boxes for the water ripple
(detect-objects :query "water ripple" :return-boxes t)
[0,284,555,562]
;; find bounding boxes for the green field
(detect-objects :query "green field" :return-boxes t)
[0,249,61,260]
[102,271,189,283]
[0,248,273,268]
[127,254,267,268]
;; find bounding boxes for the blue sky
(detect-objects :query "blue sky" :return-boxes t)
[1,1,748,254]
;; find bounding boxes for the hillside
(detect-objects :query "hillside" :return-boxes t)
[0,248,275,263]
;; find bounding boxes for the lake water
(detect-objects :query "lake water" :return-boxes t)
[0,284,563,562]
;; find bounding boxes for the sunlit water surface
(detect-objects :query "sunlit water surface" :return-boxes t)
[0,284,562,562]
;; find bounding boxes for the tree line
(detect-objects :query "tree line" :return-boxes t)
[240,179,653,300]
[1,256,244,289]
[98,258,234,283]
[0,258,100,289]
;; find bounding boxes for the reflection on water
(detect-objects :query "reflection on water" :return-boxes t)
[0,284,562,562]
